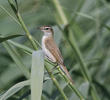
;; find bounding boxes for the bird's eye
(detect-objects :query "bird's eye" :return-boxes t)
[45,28,49,30]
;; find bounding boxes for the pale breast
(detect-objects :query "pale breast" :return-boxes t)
[42,36,56,62]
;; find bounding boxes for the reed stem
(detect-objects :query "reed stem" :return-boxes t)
[51,0,100,100]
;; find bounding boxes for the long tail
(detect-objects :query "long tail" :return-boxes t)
[59,64,74,84]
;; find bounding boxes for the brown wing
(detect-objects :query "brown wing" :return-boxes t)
[45,37,64,65]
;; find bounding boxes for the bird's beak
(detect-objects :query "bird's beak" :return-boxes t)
[37,26,44,31]
[37,26,44,34]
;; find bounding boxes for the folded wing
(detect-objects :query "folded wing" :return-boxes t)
[45,37,64,65]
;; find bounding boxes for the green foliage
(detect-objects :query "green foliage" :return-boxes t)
[0,0,110,100]
[0,34,23,43]
[0,80,30,100]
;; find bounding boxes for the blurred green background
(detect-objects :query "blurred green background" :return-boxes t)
[0,0,110,100]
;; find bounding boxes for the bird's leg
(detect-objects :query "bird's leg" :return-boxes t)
[51,63,58,71]
[44,63,59,75]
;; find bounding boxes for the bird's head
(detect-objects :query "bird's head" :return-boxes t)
[39,26,54,36]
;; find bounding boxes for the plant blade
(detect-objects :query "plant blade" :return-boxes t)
[0,33,23,43]
[2,41,30,79]
[0,80,30,100]
[31,50,44,100]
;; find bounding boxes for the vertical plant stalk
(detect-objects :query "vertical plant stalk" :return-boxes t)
[16,12,38,50]
[68,29,91,81]
[51,0,100,100]
[8,0,38,50]
[52,0,68,25]
[48,0,86,99]
[57,66,85,100]
[45,63,68,100]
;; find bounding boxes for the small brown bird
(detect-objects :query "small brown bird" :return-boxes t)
[40,26,73,83]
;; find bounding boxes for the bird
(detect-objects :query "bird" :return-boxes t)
[40,26,73,83]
